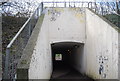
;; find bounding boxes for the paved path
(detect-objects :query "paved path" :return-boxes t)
[50,64,94,81]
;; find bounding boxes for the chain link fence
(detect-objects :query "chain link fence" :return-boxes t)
[3,1,120,80]
[3,2,43,80]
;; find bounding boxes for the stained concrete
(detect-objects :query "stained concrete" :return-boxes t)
[17,8,120,80]
[84,8,119,79]
[47,8,86,44]
[17,14,45,79]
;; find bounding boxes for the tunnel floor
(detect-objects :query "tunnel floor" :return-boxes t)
[50,63,94,81]
[50,42,94,81]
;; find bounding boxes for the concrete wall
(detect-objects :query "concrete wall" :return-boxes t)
[47,8,86,44]
[17,8,120,80]
[28,14,52,79]
[84,8,119,79]
[69,44,85,74]
[17,14,52,79]
[17,8,85,79]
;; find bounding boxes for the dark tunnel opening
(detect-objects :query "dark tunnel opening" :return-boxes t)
[50,42,94,80]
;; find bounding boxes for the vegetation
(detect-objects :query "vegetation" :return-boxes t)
[2,15,28,54]
[1,0,40,17]
[104,14,120,28]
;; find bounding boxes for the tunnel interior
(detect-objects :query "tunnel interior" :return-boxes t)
[50,42,90,79]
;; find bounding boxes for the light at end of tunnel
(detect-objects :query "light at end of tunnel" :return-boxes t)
[55,54,62,61]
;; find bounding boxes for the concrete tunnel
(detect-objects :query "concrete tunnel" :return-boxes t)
[17,8,119,80]
[51,42,85,79]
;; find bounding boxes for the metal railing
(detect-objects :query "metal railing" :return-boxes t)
[43,1,93,8]
[43,1,120,28]
[91,2,120,28]
[3,2,43,80]
[3,1,120,80]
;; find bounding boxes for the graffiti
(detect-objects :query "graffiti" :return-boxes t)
[49,9,61,21]
[99,64,104,75]
[98,55,108,78]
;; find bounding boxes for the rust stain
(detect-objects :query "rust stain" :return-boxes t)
[75,13,84,23]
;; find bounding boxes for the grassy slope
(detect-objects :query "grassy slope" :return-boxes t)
[104,14,120,28]
[2,15,28,54]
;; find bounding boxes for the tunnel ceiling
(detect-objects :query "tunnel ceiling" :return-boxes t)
[51,42,83,50]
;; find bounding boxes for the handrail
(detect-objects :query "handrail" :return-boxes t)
[4,1,120,80]
[7,3,43,48]
[93,2,120,27]
[7,18,31,48]
[95,2,120,16]
[4,2,43,80]
[43,1,93,3]
[43,1,120,27]
[43,1,120,15]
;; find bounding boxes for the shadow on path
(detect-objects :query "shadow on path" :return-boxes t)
[50,63,94,81]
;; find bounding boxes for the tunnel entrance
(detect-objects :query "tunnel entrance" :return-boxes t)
[50,42,94,80]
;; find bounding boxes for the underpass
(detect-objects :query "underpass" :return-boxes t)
[16,7,119,80]
[51,42,93,80]
[3,2,120,81]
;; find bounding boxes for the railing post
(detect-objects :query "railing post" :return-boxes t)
[64,2,66,7]
[74,2,75,7]
[94,2,97,13]
[41,2,43,13]
[69,1,70,7]
[28,20,31,37]
[53,2,54,7]
[116,1,119,14]
[101,7,103,15]
[37,8,39,18]
[4,48,10,79]
[38,6,40,17]
[91,2,92,9]
[88,2,90,8]
[55,2,56,7]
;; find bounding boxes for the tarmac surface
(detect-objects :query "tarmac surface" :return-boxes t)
[50,63,94,81]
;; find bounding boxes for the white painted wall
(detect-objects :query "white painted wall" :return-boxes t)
[28,8,86,79]
[84,8,119,79]
[27,8,119,80]
[47,8,86,44]
[28,14,52,79]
